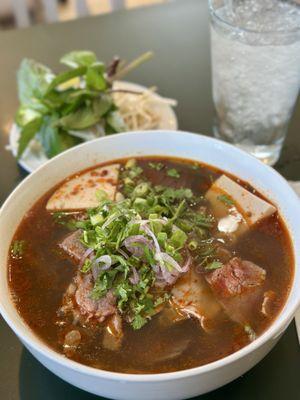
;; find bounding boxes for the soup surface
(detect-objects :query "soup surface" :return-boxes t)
[8,157,294,373]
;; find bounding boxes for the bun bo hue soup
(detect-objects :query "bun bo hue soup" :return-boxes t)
[8,157,293,374]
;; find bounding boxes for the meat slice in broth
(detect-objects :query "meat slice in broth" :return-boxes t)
[205,257,266,325]
[59,230,86,263]
[171,266,223,332]
[75,273,116,322]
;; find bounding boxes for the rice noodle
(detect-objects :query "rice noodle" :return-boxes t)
[113,87,177,131]
[181,252,192,273]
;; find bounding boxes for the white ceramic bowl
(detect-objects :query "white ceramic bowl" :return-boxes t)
[1,131,300,400]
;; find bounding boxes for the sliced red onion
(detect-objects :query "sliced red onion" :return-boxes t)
[140,224,164,267]
[92,255,112,281]
[129,266,140,285]
[161,266,180,286]
[95,255,112,269]
[123,235,154,258]
[181,252,192,273]
[79,247,94,267]
[152,264,161,274]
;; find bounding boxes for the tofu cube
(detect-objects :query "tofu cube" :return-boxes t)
[205,175,276,235]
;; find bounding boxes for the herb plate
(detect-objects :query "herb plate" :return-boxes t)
[9,81,178,173]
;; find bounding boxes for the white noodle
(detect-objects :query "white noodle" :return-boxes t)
[113,88,177,131]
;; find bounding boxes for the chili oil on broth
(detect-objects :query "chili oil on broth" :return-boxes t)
[7,157,294,374]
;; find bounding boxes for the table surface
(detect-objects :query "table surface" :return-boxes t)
[1,0,300,399]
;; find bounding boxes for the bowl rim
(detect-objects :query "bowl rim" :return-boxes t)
[1,130,300,382]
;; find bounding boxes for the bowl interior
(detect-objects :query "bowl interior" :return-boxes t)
[1,130,300,380]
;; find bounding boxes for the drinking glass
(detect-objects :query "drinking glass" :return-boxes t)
[209,0,300,165]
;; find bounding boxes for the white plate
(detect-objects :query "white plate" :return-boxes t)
[9,81,178,173]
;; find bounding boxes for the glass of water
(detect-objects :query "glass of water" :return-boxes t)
[209,0,300,165]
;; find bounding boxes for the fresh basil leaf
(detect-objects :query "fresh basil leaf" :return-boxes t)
[60,50,97,68]
[86,63,107,91]
[38,117,80,158]
[57,107,97,130]
[57,96,112,131]
[17,59,54,105]
[92,95,113,117]
[15,106,42,127]
[17,116,42,158]
[46,66,87,94]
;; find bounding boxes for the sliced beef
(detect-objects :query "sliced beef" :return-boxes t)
[171,266,223,332]
[75,273,116,322]
[59,271,117,325]
[205,257,266,324]
[58,231,117,325]
[59,230,86,263]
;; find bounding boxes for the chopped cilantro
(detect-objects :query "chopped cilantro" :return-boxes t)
[167,168,180,178]
[132,314,147,330]
[125,158,137,169]
[205,260,223,270]
[217,194,235,206]
[149,162,164,171]
[169,229,187,249]
[129,165,143,179]
[156,187,193,201]
[11,240,26,257]
[81,258,92,273]
[96,189,109,202]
